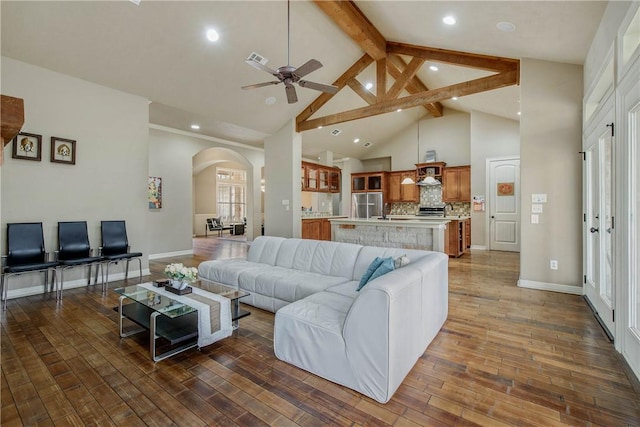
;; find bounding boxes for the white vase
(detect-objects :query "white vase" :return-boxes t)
[170,279,182,289]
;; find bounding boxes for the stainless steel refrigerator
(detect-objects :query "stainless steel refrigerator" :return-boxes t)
[352,192,383,218]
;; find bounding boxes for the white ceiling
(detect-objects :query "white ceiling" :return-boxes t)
[1,1,607,160]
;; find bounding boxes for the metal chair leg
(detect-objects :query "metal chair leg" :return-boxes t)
[1,274,7,311]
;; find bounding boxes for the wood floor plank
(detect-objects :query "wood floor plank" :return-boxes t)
[2,238,639,426]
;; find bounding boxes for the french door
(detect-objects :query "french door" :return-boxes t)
[584,102,615,337]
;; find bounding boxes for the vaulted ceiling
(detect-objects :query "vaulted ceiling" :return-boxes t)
[1,1,607,160]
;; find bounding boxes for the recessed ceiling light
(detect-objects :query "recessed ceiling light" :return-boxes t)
[265,96,276,105]
[517,111,521,116]
[497,21,516,32]
[452,97,458,101]
[206,28,220,42]
[429,65,438,71]
[443,16,456,25]
[396,109,402,112]
[365,82,373,90]
[353,138,360,143]
[191,124,200,130]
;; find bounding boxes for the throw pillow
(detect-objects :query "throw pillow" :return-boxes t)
[357,257,384,291]
[358,257,395,291]
[394,254,411,269]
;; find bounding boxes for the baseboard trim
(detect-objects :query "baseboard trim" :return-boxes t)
[517,279,583,295]
[5,268,151,300]
[470,245,487,250]
[149,250,194,259]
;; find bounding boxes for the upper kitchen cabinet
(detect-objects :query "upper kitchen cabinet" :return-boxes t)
[351,172,386,193]
[302,161,341,193]
[387,170,418,203]
[416,162,446,184]
[442,166,471,202]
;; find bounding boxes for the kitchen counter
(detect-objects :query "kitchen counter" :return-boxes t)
[384,214,471,220]
[301,215,348,220]
[329,218,447,252]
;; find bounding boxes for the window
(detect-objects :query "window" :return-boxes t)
[216,168,246,223]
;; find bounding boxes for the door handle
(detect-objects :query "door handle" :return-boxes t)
[590,227,599,233]
[606,228,612,234]
[491,216,495,219]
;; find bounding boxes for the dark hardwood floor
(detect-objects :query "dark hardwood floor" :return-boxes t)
[2,237,639,426]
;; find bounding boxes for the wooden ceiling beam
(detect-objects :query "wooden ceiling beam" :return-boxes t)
[385,57,424,101]
[313,0,386,61]
[387,41,519,73]
[387,55,443,117]
[297,70,518,131]
[376,58,387,102]
[347,78,377,105]
[296,54,374,125]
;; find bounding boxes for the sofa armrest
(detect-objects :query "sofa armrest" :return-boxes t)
[342,253,448,403]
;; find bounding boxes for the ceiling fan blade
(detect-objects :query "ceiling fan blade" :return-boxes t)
[285,83,298,104]
[293,59,322,78]
[245,59,280,77]
[241,81,281,90]
[298,80,339,94]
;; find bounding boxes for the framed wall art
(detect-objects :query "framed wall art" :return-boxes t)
[50,137,76,165]
[148,176,162,209]
[12,132,42,161]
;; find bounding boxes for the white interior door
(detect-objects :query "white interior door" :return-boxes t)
[584,126,615,337]
[488,158,520,252]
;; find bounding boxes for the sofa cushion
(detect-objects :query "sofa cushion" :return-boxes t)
[247,236,286,265]
[273,238,362,278]
[238,266,350,304]
[325,281,359,299]
[198,259,271,286]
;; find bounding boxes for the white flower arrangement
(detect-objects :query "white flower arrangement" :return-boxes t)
[164,263,198,282]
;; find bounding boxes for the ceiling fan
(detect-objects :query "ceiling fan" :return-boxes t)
[241,0,339,104]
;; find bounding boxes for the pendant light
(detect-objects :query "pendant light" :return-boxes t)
[401,109,419,185]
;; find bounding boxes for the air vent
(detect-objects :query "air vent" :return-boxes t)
[329,129,342,136]
[247,52,268,65]
[363,142,372,148]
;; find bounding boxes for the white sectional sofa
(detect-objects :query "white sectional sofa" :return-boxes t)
[198,236,448,403]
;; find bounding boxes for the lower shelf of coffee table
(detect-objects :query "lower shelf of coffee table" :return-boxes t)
[121,302,197,345]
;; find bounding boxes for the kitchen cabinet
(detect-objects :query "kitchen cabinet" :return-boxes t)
[351,172,386,193]
[301,218,332,241]
[387,170,418,202]
[416,162,446,184]
[442,165,471,202]
[302,161,341,193]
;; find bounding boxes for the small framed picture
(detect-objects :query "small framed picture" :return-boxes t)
[12,132,42,161]
[50,137,76,165]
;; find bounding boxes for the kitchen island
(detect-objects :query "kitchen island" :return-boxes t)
[329,218,450,253]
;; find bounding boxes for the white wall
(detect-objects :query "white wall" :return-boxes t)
[367,108,471,170]
[470,110,520,248]
[264,119,301,237]
[148,126,264,255]
[519,58,584,292]
[1,57,150,296]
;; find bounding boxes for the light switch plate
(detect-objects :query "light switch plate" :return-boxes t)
[532,194,547,203]
[532,204,543,213]
[531,214,539,224]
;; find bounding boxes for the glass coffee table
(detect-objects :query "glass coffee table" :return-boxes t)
[114,281,249,362]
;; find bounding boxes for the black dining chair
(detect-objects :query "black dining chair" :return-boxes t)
[1,222,59,310]
[55,221,104,300]
[94,220,143,291]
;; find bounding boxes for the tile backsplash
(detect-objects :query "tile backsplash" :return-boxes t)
[389,186,471,216]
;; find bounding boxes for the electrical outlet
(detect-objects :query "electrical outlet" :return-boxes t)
[550,260,558,270]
